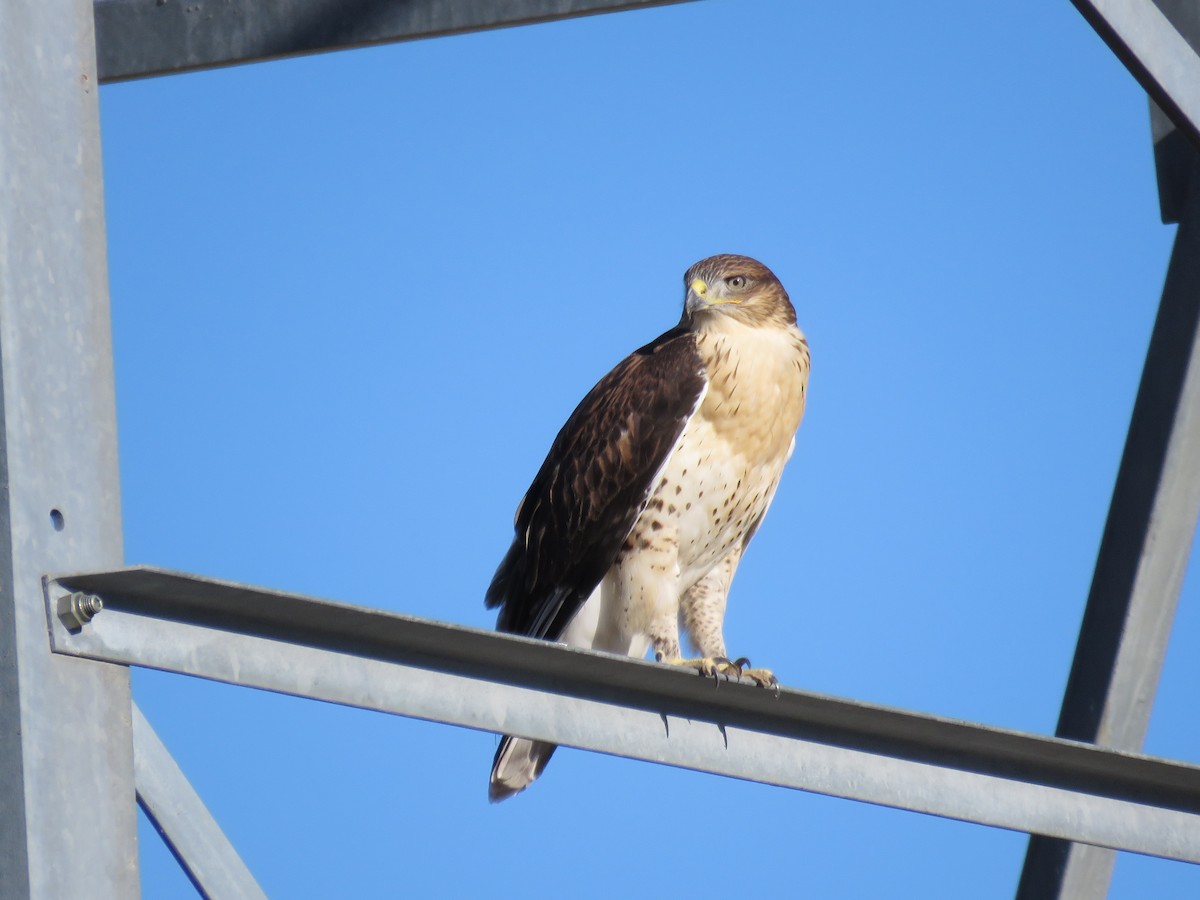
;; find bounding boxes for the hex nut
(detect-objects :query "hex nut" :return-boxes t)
[57,592,104,633]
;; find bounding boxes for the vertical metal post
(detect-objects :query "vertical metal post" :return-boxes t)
[0,1,139,897]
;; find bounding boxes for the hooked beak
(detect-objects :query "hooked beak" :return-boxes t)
[685,277,709,315]
[685,276,741,315]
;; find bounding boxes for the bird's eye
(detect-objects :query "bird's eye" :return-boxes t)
[726,275,748,289]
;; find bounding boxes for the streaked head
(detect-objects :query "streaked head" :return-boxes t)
[682,254,796,328]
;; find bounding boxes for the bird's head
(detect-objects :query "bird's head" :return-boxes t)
[682,254,796,328]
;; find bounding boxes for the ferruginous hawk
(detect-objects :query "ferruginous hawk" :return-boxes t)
[485,254,810,801]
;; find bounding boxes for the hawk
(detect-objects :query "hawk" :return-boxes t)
[485,254,810,801]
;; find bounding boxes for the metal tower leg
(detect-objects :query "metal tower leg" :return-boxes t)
[1017,3,1200,896]
[0,1,138,896]
[1017,173,1200,899]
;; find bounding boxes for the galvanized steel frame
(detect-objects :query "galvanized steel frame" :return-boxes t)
[132,702,267,899]
[1018,170,1200,896]
[91,0,702,83]
[0,1,138,896]
[1015,3,1200,896]
[1,0,1197,897]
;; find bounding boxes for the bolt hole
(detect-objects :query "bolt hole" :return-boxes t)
[50,509,65,532]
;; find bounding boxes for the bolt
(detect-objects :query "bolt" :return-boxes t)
[57,592,104,633]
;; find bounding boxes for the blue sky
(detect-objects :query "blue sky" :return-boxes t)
[97,0,1199,896]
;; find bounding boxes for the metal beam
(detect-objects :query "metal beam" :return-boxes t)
[1014,4,1200,896]
[1149,0,1200,224]
[133,703,267,900]
[92,0,699,83]
[43,567,1200,864]
[0,1,138,896]
[1070,0,1200,153]
[1016,161,1200,895]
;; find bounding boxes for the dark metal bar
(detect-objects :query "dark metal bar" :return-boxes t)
[1070,0,1200,153]
[92,0,698,83]
[1016,160,1200,897]
[0,1,137,895]
[1150,98,1195,225]
[1149,0,1200,224]
[133,703,266,900]
[43,567,1200,862]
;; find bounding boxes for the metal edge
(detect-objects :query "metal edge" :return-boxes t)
[93,0,699,83]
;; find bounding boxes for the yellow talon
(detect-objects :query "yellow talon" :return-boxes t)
[741,667,779,692]
[658,655,739,682]
[724,656,778,691]
[657,655,778,691]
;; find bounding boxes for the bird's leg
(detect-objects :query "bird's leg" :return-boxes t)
[649,620,741,683]
[659,562,737,681]
[674,558,778,690]
[650,629,743,683]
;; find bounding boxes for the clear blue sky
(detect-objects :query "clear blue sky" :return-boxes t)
[97,0,1199,896]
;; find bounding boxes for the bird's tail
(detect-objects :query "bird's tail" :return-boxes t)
[489,735,558,802]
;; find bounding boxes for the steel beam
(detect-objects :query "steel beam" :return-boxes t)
[0,1,138,896]
[133,703,266,900]
[42,567,1200,864]
[1070,0,1200,153]
[1149,0,1200,224]
[92,0,699,83]
[1016,158,1200,896]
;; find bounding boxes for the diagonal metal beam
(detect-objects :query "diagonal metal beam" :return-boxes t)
[1070,0,1200,153]
[133,703,266,900]
[92,0,700,83]
[41,566,1200,864]
[1017,4,1200,896]
[1016,167,1200,895]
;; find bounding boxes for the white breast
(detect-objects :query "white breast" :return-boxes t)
[656,319,809,588]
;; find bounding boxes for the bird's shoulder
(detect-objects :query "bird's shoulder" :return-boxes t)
[533,324,706,484]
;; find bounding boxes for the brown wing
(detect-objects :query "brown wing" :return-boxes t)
[486,325,706,640]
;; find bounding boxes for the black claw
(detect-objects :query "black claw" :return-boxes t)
[732,656,751,671]
[704,657,730,685]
